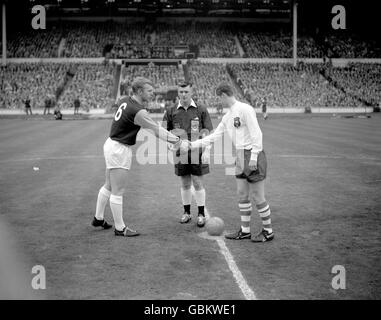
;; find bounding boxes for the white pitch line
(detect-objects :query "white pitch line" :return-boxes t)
[215,237,257,300]
[191,186,257,300]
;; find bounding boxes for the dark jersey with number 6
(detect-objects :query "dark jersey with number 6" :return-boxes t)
[109,96,144,146]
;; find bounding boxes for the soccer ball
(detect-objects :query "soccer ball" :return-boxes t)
[206,217,225,236]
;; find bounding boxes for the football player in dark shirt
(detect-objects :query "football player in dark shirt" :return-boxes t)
[92,77,189,237]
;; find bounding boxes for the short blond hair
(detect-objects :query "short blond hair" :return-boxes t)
[131,77,154,94]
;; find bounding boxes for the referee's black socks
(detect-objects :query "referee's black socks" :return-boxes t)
[183,205,205,216]
[184,204,191,214]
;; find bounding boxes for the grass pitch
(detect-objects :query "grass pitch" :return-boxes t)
[0,113,380,299]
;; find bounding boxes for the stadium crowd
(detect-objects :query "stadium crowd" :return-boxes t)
[238,32,293,58]
[2,21,380,112]
[58,63,115,110]
[109,22,239,58]
[7,21,240,59]
[227,62,361,107]
[3,61,380,111]
[119,63,183,97]
[322,34,381,59]
[7,21,379,59]
[7,28,63,58]
[0,63,67,109]
[326,63,381,106]
[187,61,244,108]
[0,63,115,110]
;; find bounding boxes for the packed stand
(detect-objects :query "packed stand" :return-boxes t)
[187,61,243,108]
[238,30,325,58]
[237,24,380,58]
[227,62,360,107]
[58,63,115,110]
[120,63,183,91]
[7,21,381,59]
[322,33,381,58]
[326,63,381,106]
[111,22,239,58]
[297,36,324,58]
[238,32,293,58]
[7,27,63,58]
[59,21,145,58]
[153,22,239,58]
[0,62,115,110]
[119,63,183,112]
[0,63,68,109]
[8,21,240,59]
[64,21,151,58]
[61,22,110,58]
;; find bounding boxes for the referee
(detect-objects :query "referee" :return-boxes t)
[163,81,213,227]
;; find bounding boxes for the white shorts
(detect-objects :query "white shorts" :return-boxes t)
[103,137,132,170]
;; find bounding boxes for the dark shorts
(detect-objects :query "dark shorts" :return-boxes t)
[235,149,267,183]
[174,149,210,176]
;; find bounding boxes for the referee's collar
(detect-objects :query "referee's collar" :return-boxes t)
[177,99,197,109]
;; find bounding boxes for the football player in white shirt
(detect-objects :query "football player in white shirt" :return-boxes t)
[190,83,274,242]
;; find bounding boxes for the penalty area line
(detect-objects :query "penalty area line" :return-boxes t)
[191,186,257,300]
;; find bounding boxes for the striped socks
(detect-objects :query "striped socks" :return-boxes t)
[257,201,272,234]
[239,200,252,234]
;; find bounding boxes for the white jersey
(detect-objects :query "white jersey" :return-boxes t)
[192,100,263,160]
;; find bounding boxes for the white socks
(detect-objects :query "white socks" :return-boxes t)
[95,186,111,220]
[180,188,192,206]
[109,194,125,231]
[194,188,206,207]
[95,187,126,232]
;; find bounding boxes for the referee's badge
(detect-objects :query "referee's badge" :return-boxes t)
[234,117,241,128]
[174,122,181,129]
[191,117,199,132]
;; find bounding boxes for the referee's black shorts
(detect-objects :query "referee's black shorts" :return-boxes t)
[174,149,210,177]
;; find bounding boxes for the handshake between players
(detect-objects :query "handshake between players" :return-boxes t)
[173,139,193,153]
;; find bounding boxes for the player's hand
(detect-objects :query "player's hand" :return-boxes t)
[167,143,175,152]
[201,151,210,164]
[248,159,257,171]
[179,140,191,153]
[174,139,190,152]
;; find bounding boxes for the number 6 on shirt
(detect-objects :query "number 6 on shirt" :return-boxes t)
[114,103,127,121]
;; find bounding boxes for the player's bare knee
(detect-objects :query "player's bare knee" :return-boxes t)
[181,182,192,190]
[192,176,203,191]
[251,191,265,205]
[103,183,111,192]
[193,184,204,191]
[111,187,125,196]
[181,176,192,189]
[237,189,249,201]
